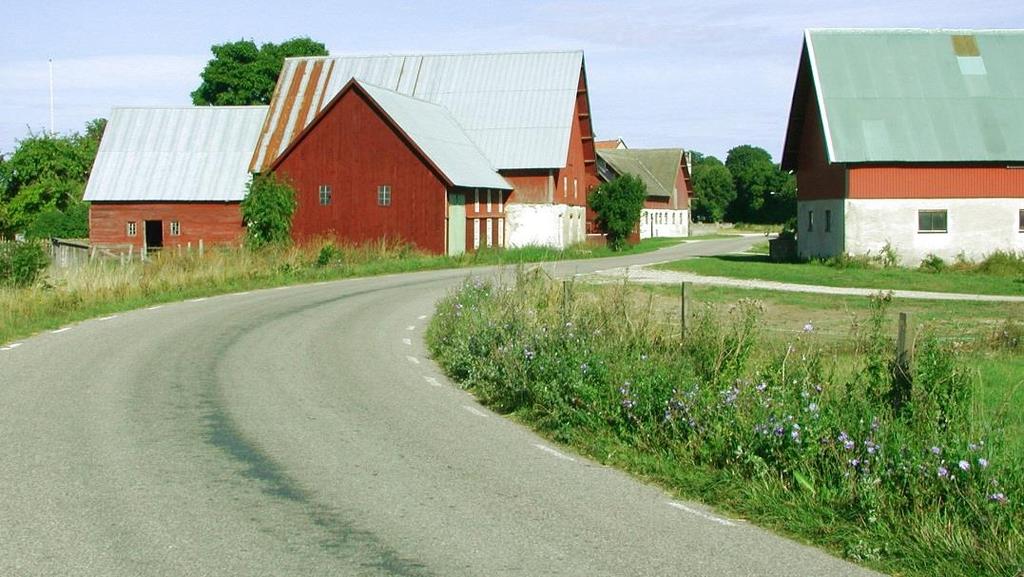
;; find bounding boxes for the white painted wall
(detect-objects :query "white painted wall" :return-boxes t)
[639,209,689,239]
[799,198,1024,265]
[505,204,586,249]
[797,199,845,259]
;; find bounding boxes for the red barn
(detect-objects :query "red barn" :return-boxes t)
[596,148,693,238]
[251,51,598,254]
[84,106,267,253]
[782,29,1024,264]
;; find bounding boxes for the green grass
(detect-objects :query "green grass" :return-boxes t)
[0,236,682,346]
[428,275,1023,577]
[658,254,1024,296]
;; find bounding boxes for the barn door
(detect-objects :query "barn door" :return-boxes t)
[144,220,163,250]
[447,192,465,256]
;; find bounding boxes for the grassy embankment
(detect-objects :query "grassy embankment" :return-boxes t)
[658,253,1024,296]
[0,237,685,345]
[427,272,1023,577]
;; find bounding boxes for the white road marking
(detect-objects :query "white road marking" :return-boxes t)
[406,325,416,331]
[667,502,736,527]
[50,327,71,334]
[533,444,576,462]
[145,305,164,311]
[423,376,442,387]
[402,338,412,346]
[186,297,208,303]
[97,315,117,321]
[234,291,251,296]
[1,342,23,351]
[417,315,428,320]
[406,356,420,365]
[462,405,488,417]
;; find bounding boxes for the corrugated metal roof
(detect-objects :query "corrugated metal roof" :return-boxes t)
[596,148,682,198]
[357,81,511,190]
[84,106,268,202]
[251,51,584,172]
[804,29,1024,163]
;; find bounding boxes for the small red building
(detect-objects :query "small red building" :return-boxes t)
[84,106,268,252]
[596,148,693,238]
[252,51,598,254]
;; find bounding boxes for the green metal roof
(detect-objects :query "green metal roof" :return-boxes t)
[596,148,682,198]
[800,29,1024,164]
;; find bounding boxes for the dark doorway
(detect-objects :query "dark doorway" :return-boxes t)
[145,220,163,250]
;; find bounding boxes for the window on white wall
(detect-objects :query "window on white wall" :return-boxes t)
[825,210,832,233]
[1019,209,1023,232]
[918,209,947,233]
[807,210,814,232]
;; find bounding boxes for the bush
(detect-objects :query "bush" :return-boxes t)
[241,173,297,248]
[919,253,947,273]
[975,250,1024,278]
[0,241,49,287]
[588,174,646,251]
[315,242,342,267]
[24,202,90,240]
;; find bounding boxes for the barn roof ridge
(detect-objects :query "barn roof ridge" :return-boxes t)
[284,48,584,62]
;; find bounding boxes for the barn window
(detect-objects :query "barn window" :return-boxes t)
[319,185,332,206]
[377,185,391,207]
[825,210,832,233]
[126,222,137,237]
[918,210,947,233]
[807,210,814,232]
[1019,209,1023,232]
[170,221,181,236]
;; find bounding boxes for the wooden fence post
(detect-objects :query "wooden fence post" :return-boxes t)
[680,281,691,337]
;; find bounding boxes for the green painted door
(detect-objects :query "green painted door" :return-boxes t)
[447,192,466,256]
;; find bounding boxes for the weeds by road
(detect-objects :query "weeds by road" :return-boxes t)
[428,272,1023,577]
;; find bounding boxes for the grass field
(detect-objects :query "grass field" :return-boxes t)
[428,274,1023,577]
[0,236,684,346]
[658,254,1024,296]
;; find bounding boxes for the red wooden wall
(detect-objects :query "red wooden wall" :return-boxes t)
[89,202,243,249]
[795,91,847,201]
[848,165,1024,199]
[273,88,449,255]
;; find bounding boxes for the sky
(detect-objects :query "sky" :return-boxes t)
[2,0,1022,160]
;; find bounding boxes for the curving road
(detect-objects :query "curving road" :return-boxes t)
[1,237,881,576]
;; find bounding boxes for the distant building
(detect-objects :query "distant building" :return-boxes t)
[782,29,1024,264]
[596,148,692,238]
[83,106,268,252]
[253,51,598,254]
[595,138,628,150]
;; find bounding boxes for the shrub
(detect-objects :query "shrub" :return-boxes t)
[24,202,90,240]
[919,253,946,273]
[315,242,342,267]
[241,173,297,248]
[975,250,1024,278]
[0,241,50,287]
[879,241,900,268]
[588,174,646,251]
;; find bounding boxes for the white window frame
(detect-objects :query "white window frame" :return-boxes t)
[377,185,391,207]
[918,209,948,233]
[127,221,137,237]
[319,185,332,206]
[170,221,181,236]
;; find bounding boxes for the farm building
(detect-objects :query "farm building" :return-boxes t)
[252,50,598,254]
[782,29,1024,265]
[596,148,692,238]
[84,106,268,252]
[595,138,628,150]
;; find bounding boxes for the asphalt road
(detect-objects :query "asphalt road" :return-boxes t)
[1,237,882,576]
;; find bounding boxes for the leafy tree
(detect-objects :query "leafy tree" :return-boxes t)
[690,155,736,222]
[589,173,646,251]
[25,202,89,239]
[192,37,328,106]
[0,120,103,237]
[724,145,776,223]
[760,168,797,224]
[0,241,49,287]
[241,173,297,247]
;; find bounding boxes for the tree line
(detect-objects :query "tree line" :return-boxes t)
[690,145,795,225]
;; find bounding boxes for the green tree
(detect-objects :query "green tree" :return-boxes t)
[724,145,776,223]
[0,120,103,237]
[25,202,89,239]
[241,173,297,247]
[760,168,797,224]
[192,37,328,106]
[589,173,646,251]
[690,155,736,222]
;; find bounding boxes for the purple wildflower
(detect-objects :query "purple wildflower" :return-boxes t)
[937,466,950,479]
[988,493,1008,504]
[958,460,971,472]
[848,458,861,468]
[978,458,989,469]
[865,440,878,455]
[755,381,767,393]
[930,446,942,456]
